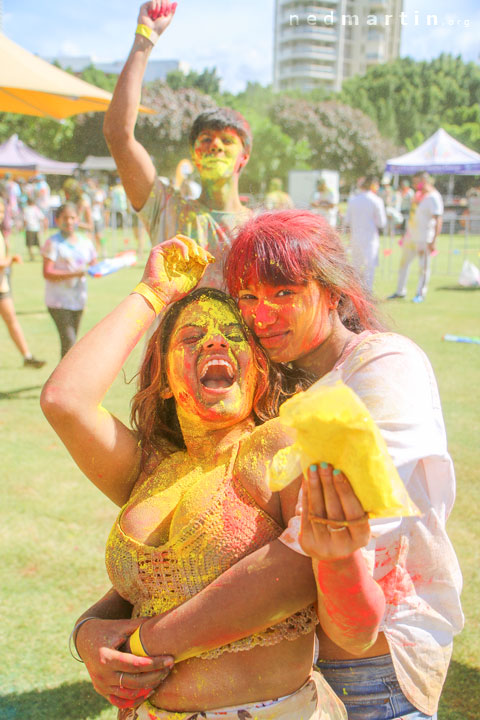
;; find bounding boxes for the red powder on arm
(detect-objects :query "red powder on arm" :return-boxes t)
[314,550,385,649]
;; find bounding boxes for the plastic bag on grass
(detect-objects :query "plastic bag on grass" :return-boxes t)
[459,260,480,288]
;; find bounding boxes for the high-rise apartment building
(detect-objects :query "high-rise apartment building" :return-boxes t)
[273,0,403,93]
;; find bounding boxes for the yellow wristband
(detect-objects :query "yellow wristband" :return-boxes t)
[135,23,160,46]
[130,626,149,657]
[132,282,166,315]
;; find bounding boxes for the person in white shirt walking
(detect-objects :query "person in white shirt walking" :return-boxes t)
[42,204,97,358]
[344,176,386,291]
[388,172,443,303]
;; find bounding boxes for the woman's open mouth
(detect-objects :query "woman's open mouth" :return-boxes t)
[199,358,236,390]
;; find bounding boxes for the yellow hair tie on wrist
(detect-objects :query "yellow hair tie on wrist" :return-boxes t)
[132,282,166,315]
[130,626,149,657]
[136,23,160,46]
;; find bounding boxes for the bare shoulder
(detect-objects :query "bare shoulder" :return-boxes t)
[241,418,295,465]
[237,418,296,502]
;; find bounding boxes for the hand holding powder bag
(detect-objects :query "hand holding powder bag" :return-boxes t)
[267,380,420,519]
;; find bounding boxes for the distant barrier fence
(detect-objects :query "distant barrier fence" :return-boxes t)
[37,204,480,279]
[376,215,480,281]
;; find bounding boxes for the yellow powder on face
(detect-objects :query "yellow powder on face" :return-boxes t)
[171,298,247,343]
[166,298,256,423]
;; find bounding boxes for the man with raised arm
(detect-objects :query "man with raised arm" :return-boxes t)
[103,0,252,288]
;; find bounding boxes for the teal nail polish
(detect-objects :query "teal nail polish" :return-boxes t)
[309,464,318,472]
[320,462,328,469]
[333,469,342,476]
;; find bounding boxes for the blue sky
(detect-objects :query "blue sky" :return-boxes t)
[2,0,479,92]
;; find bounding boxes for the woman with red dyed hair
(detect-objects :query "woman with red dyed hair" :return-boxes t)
[225,209,385,336]
[221,210,463,720]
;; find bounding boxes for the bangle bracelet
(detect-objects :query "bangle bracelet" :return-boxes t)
[129,625,150,657]
[132,282,166,316]
[135,23,160,46]
[68,616,98,663]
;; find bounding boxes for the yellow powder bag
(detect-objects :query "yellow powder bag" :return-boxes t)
[267,380,419,518]
[164,234,215,285]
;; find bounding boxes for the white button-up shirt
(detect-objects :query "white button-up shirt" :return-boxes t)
[344,191,387,249]
[279,332,464,716]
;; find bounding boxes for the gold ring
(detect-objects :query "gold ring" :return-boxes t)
[327,525,348,533]
[119,672,125,689]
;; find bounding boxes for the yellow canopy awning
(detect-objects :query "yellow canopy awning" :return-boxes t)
[0,33,153,119]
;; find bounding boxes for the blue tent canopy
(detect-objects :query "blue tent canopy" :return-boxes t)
[385,129,480,175]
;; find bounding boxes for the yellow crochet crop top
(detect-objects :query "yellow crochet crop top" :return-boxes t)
[105,442,317,660]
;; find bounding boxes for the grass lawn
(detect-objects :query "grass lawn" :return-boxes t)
[1,229,479,719]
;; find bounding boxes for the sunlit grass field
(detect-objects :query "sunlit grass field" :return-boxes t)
[1,228,479,719]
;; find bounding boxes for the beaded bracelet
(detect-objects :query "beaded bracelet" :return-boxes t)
[68,616,98,663]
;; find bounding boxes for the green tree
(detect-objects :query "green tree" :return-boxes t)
[239,112,312,195]
[443,106,480,153]
[80,65,118,93]
[229,82,276,116]
[166,67,221,96]
[270,96,396,186]
[0,114,76,158]
[221,83,313,193]
[338,54,480,148]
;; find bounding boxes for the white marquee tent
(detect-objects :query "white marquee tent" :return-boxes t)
[385,128,480,176]
[0,134,77,176]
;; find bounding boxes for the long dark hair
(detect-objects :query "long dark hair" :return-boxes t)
[130,288,307,466]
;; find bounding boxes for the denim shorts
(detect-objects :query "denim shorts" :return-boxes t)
[316,654,437,720]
